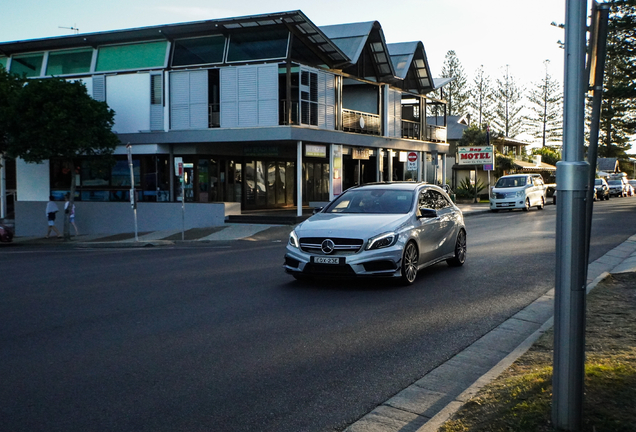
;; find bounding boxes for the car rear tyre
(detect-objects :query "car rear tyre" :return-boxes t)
[400,241,419,285]
[537,197,545,210]
[523,198,530,211]
[447,229,467,267]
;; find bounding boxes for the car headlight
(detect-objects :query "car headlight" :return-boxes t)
[516,190,525,197]
[366,232,398,250]
[289,230,299,248]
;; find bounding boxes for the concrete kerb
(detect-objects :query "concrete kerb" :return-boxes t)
[344,233,636,432]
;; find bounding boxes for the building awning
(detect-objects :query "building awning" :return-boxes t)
[514,160,557,171]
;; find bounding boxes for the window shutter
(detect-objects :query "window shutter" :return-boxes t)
[238,67,257,127]
[92,75,106,102]
[393,89,402,137]
[170,71,190,130]
[257,64,278,126]
[220,67,238,128]
[189,70,208,129]
[150,73,164,131]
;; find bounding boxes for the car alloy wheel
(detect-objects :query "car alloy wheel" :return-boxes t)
[401,241,419,285]
[523,198,530,211]
[447,229,467,267]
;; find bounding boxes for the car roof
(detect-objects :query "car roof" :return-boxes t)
[352,181,428,191]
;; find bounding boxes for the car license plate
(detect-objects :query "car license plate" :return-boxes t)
[313,256,341,265]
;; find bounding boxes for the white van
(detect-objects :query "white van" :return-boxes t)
[490,174,547,212]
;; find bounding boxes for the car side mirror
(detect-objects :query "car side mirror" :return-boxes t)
[418,207,438,218]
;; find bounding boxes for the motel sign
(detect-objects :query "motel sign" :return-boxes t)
[457,146,494,166]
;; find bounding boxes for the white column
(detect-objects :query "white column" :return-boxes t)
[423,152,428,183]
[442,154,447,186]
[297,141,303,217]
[417,152,423,182]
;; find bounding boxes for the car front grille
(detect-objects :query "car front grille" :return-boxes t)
[303,263,357,277]
[299,237,364,255]
[494,192,516,199]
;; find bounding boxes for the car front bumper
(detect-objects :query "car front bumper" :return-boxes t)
[489,197,526,210]
[284,243,405,279]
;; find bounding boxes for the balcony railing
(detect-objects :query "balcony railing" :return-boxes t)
[426,124,447,142]
[401,120,421,140]
[342,109,381,135]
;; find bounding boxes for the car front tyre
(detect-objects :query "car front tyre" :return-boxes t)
[523,198,531,211]
[447,229,467,267]
[400,241,419,285]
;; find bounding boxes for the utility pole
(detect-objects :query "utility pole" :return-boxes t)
[552,0,589,430]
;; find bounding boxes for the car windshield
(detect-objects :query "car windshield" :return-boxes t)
[495,176,528,188]
[594,179,603,185]
[608,180,622,185]
[324,189,414,214]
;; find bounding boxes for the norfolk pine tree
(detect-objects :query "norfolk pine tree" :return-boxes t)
[5,77,119,240]
[526,60,563,147]
[440,50,469,116]
[597,0,635,157]
[468,65,495,127]
[491,65,525,138]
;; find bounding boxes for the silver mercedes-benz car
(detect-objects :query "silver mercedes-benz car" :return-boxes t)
[284,182,466,285]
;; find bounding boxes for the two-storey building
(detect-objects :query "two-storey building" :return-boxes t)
[0,10,451,236]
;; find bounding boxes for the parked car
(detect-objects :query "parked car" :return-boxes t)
[628,180,636,196]
[284,182,466,285]
[607,178,628,197]
[0,224,13,243]
[490,173,547,212]
[594,178,610,201]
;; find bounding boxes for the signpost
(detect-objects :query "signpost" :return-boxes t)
[174,157,185,240]
[407,151,418,172]
[126,144,139,242]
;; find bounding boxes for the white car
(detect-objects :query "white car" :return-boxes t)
[490,174,547,212]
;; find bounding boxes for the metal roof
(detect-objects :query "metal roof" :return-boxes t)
[0,10,350,67]
[388,41,434,94]
[319,21,396,81]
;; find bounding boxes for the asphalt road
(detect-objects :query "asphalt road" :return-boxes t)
[1,199,635,432]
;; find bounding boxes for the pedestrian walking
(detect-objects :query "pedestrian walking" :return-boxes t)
[45,196,62,238]
[64,193,79,236]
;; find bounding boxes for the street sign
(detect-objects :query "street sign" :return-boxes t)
[407,152,418,171]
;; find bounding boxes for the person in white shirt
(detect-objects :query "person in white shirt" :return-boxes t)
[45,196,62,238]
[64,193,79,236]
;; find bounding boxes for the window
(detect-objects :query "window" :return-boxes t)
[172,35,225,66]
[96,41,168,72]
[419,189,449,210]
[151,74,162,105]
[227,29,289,62]
[46,49,93,75]
[10,53,44,77]
[300,70,318,126]
[0,56,7,69]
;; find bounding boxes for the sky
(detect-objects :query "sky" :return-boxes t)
[1,0,567,89]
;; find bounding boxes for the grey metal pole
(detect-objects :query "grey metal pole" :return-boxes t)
[0,154,6,220]
[552,0,590,429]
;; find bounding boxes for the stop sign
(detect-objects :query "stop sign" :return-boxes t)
[407,152,417,162]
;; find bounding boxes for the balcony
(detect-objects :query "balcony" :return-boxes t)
[342,109,381,135]
[401,120,421,140]
[426,124,446,142]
